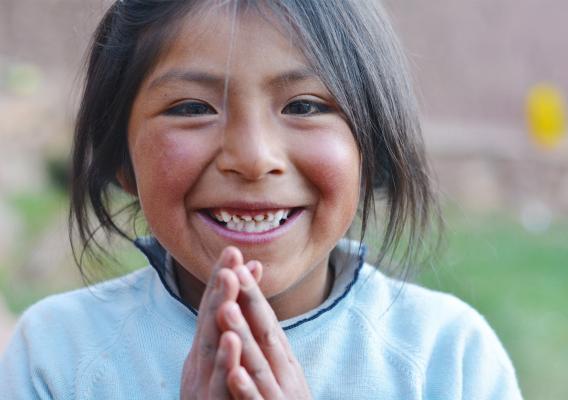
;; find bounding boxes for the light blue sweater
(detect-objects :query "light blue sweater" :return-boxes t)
[0,238,523,399]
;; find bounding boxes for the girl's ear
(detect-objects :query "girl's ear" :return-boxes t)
[116,167,138,196]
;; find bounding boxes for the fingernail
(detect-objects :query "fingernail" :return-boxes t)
[246,260,255,271]
[227,303,241,324]
[246,261,257,277]
[221,248,233,265]
[247,261,263,283]
[236,266,253,287]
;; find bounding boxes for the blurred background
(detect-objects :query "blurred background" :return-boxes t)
[0,1,566,398]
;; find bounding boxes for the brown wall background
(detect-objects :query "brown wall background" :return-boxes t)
[2,0,566,123]
[1,0,567,210]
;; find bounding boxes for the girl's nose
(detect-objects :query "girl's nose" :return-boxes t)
[216,115,286,181]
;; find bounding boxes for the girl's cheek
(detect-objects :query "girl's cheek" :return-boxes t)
[297,129,361,232]
[298,131,361,195]
[131,130,212,208]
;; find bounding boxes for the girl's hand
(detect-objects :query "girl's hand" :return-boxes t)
[180,247,244,400]
[218,262,312,400]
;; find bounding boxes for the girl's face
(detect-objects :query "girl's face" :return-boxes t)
[127,8,360,318]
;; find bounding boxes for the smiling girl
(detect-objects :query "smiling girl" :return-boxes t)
[0,1,522,399]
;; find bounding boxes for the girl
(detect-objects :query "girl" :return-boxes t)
[1,1,522,399]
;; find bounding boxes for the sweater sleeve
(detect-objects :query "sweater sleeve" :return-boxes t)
[0,294,84,400]
[460,311,523,400]
[0,312,52,399]
[423,307,523,400]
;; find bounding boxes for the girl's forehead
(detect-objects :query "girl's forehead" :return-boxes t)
[150,5,310,81]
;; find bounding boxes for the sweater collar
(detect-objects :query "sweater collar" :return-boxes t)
[133,236,198,315]
[133,236,367,329]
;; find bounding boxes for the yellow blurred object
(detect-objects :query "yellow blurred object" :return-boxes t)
[526,84,566,149]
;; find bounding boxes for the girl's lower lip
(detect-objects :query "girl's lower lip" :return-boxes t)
[196,209,304,245]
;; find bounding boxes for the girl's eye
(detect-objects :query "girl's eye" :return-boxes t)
[282,100,331,116]
[165,101,216,117]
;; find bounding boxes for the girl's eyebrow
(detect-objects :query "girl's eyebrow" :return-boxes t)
[266,67,319,88]
[147,67,318,91]
[147,70,225,90]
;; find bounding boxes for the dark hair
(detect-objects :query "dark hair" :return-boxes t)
[70,0,438,281]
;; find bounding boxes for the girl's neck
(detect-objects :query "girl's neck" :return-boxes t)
[265,257,334,321]
[173,257,334,321]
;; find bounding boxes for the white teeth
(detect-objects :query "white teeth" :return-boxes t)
[221,211,231,223]
[227,220,246,231]
[211,208,293,233]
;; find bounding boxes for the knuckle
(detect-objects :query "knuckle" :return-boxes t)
[198,340,216,359]
[207,301,219,313]
[239,332,253,349]
[249,365,271,383]
[259,328,279,350]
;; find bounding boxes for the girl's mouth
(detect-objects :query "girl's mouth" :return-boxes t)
[203,207,301,234]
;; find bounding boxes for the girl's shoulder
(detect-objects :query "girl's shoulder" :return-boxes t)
[0,266,196,399]
[20,266,155,328]
[285,243,522,398]
[354,262,507,355]
[329,241,491,334]
[350,263,521,396]
[5,267,156,358]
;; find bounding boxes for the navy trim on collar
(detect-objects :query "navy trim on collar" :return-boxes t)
[133,236,197,316]
[133,236,367,328]
[282,243,367,331]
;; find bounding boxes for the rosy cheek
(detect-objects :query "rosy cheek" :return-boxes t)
[302,134,360,195]
[296,128,361,234]
[131,131,210,216]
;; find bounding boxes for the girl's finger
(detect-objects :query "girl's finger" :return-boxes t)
[218,301,280,398]
[231,265,312,398]
[234,264,294,371]
[228,366,264,400]
[181,271,238,398]
[245,259,262,283]
[190,248,241,369]
[197,247,243,319]
[208,331,242,399]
